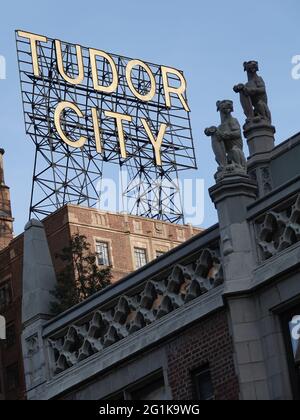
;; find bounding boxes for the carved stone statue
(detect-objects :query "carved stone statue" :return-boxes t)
[205,100,247,178]
[233,61,272,124]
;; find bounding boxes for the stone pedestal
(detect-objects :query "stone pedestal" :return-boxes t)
[244,121,275,156]
[209,172,258,293]
[244,121,276,197]
[210,173,273,400]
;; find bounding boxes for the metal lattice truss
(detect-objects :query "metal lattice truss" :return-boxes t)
[16,32,197,222]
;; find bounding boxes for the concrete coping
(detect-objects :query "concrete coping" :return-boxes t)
[24,219,44,231]
[247,175,300,220]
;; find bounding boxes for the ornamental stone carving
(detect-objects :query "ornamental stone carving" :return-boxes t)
[234,61,272,125]
[205,100,247,180]
[257,194,300,260]
[49,245,224,375]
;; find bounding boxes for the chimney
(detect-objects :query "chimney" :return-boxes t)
[0,148,6,186]
[0,149,14,250]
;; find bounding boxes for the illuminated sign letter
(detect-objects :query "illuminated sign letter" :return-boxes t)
[126,60,156,102]
[17,31,47,77]
[54,102,87,148]
[55,40,84,85]
[161,66,190,112]
[90,49,118,94]
[141,119,167,166]
[91,108,103,153]
[105,111,132,159]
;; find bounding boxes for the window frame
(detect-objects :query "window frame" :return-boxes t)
[192,365,215,401]
[134,247,148,270]
[0,281,13,311]
[104,371,166,401]
[6,323,16,349]
[96,241,111,267]
[5,363,19,392]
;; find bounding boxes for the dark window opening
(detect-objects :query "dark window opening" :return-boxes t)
[193,365,215,401]
[6,324,16,349]
[104,372,167,401]
[0,281,12,311]
[131,377,166,401]
[6,364,19,392]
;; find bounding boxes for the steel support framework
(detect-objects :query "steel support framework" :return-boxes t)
[16,32,197,223]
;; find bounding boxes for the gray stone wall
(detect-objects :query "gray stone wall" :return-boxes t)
[21,133,300,400]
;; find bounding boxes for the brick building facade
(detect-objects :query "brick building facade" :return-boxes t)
[2,60,300,400]
[0,149,23,400]
[0,235,24,400]
[0,172,200,400]
[17,104,300,400]
[43,205,201,283]
[60,308,239,401]
[166,311,239,400]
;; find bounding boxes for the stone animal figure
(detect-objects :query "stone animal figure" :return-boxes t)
[205,100,247,172]
[233,61,272,123]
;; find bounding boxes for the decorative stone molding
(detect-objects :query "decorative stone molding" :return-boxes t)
[256,194,300,260]
[49,244,223,376]
[260,166,273,195]
[93,212,108,227]
[25,335,40,385]
[133,220,143,234]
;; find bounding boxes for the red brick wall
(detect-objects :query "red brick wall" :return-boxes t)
[0,204,202,400]
[43,208,72,275]
[0,235,25,400]
[167,310,239,400]
[42,205,202,284]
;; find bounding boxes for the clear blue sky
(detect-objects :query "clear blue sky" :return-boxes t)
[1,0,300,234]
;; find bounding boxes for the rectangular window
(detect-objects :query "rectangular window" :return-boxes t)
[6,364,19,392]
[0,282,12,311]
[6,324,16,349]
[96,242,110,266]
[132,377,167,401]
[134,248,147,270]
[193,366,215,401]
[104,372,166,401]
